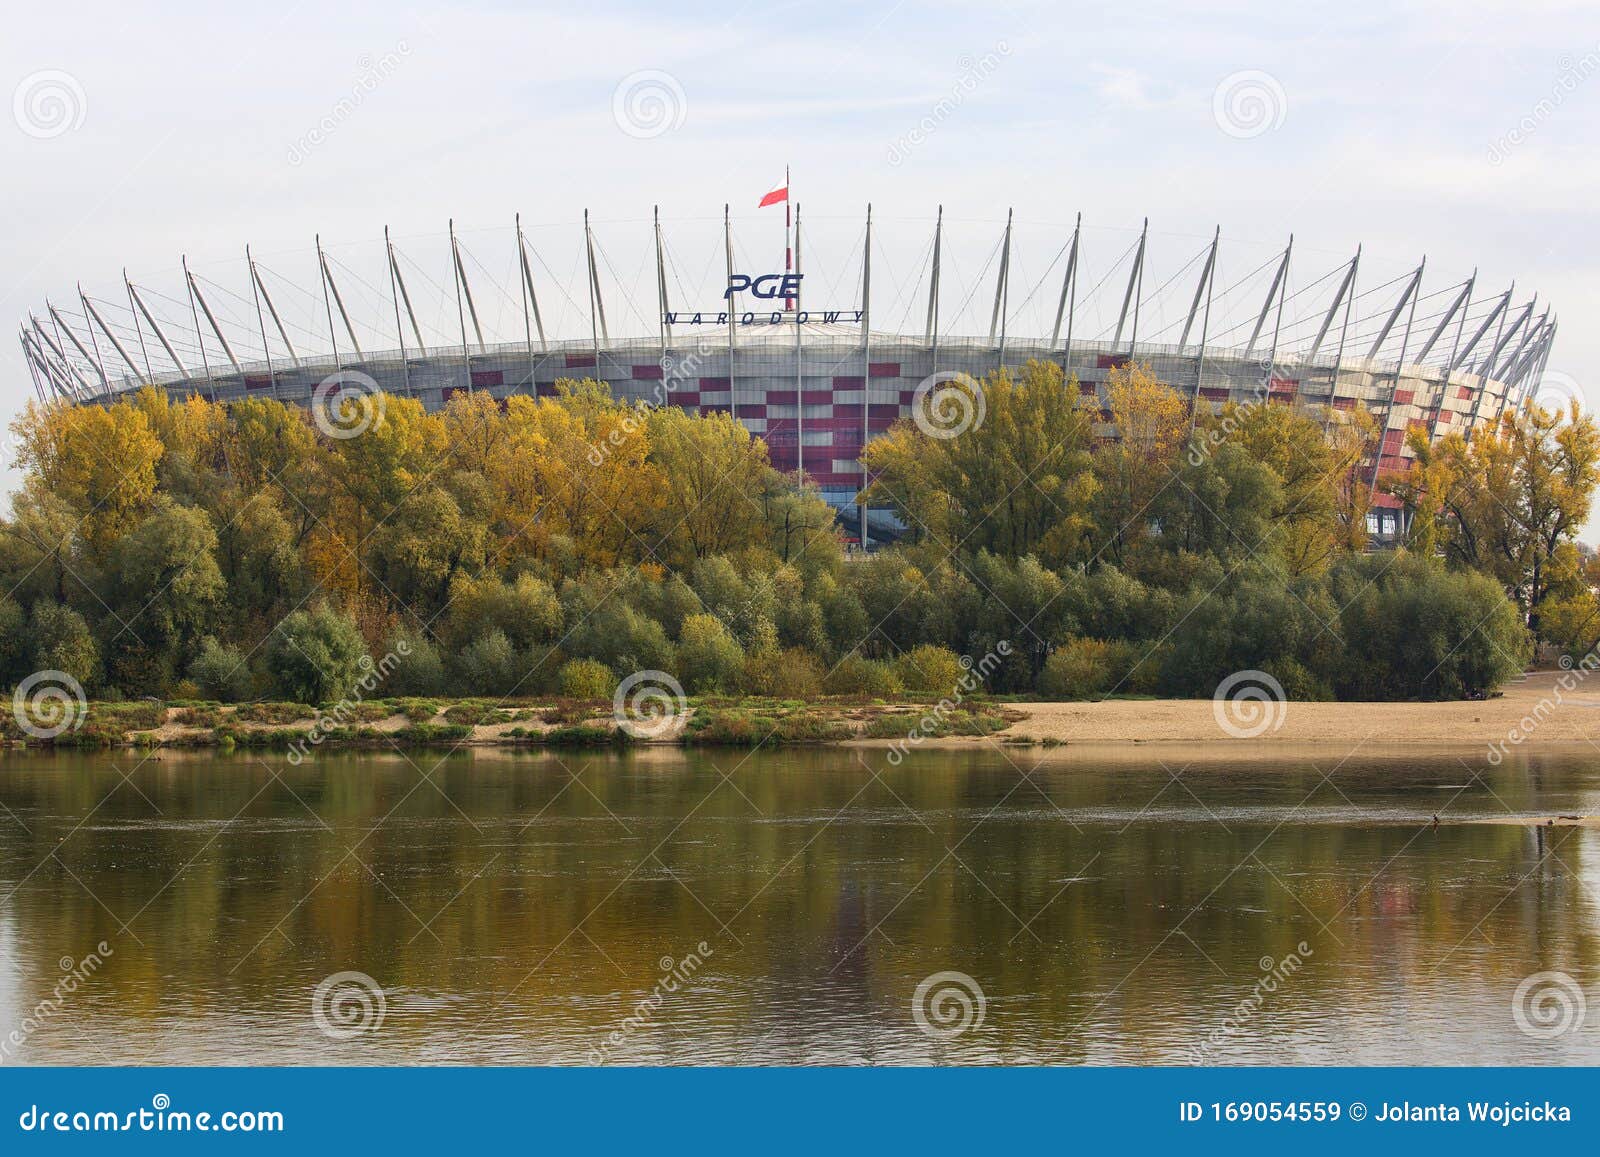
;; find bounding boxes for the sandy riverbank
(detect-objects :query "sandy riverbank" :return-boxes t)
[9,671,1599,757]
[972,670,1600,749]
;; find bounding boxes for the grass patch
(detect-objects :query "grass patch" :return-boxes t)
[541,724,631,748]
[686,705,851,747]
[442,702,515,726]
[170,704,226,729]
[235,702,315,725]
[391,723,473,743]
[539,699,606,726]
[392,698,441,722]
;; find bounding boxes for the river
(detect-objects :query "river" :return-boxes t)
[1,745,1596,1064]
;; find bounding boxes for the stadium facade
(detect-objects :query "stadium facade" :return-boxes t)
[18,210,1557,543]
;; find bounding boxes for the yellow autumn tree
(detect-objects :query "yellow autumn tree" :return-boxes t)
[515,380,661,568]
[1210,399,1371,574]
[860,360,1096,567]
[10,399,163,558]
[646,405,771,567]
[1092,362,1189,566]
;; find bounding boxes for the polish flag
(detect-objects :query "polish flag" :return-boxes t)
[758,183,789,208]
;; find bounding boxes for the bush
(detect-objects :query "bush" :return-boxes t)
[558,658,616,699]
[188,637,253,703]
[0,596,28,688]
[384,628,446,697]
[1334,553,1530,699]
[264,606,369,705]
[822,655,904,698]
[27,601,102,693]
[442,574,561,651]
[453,629,525,696]
[740,647,825,699]
[1157,564,1341,698]
[894,645,965,695]
[676,612,744,693]
[1039,639,1115,700]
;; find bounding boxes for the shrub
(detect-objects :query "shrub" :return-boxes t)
[740,647,825,699]
[1039,638,1115,700]
[1157,564,1341,698]
[1334,553,1530,699]
[453,629,524,696]
[1040,638,1161,699]
[559,658,616,700]
[384,627,446,697]
[188,637,253,703]
[676,612,744,694]
[822,655,904,698]
[265,605,368,705]
[894,644,965,695]
[235,702,315,724]
[27,601,101,693]
[542,723,630,747]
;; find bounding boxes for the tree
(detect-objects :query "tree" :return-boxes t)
[647,405,770,565]
[367,486,483,620]
[1387,401,1600,633]
[443,573,562,653]
[1201,400,1371,574]
[0,488,94,610]
[27,601,101,692]
[101,499,225,692]
[265,606,370,704]
[676,612,743,693]
[1092,363,1189,567]
[189,638,254,702]
[0,596,29,688]
[860,360,1097,567]
[11,399,164,557]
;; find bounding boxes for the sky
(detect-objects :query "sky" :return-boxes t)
[3,0,1597,523]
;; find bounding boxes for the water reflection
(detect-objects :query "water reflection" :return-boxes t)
[0,746,1597,1064]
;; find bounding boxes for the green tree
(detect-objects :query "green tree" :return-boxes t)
[861,360,1097,567]
[265,606,370,704]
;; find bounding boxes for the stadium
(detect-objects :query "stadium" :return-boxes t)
[17,206,1557,544]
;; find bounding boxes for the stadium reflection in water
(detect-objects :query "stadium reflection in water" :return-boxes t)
[0,747,1596,1064]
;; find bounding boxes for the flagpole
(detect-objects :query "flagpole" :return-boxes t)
[784,164,793,311]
